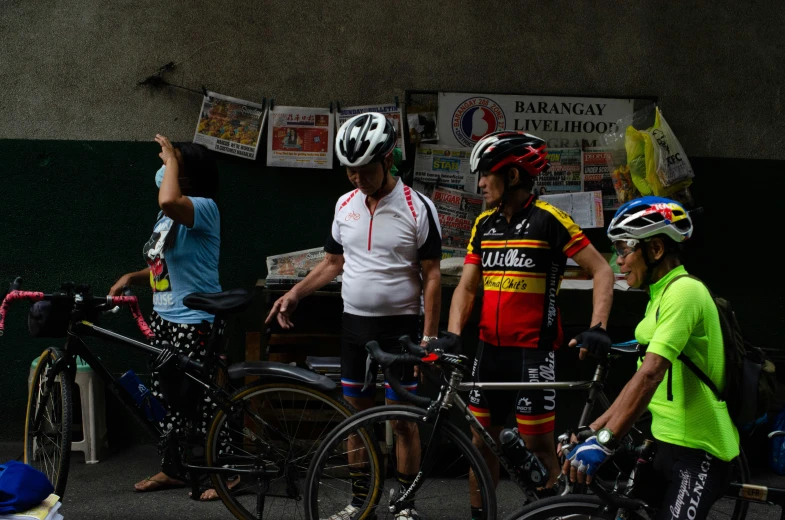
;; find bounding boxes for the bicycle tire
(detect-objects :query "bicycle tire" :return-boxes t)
[205,382,356,520]
[707,448,750,520]
[24,347,73,498]
[502,494,647,520]
[305,405,497,520]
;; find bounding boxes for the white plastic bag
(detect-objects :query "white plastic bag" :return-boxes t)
[647,108,694,188]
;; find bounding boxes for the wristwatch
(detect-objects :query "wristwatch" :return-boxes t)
[596,428,620,451]
[421,335,437,343]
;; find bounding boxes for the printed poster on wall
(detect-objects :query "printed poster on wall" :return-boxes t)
[193,91,267,160]
[437,92,635,151]
[266,106,334,169]
[533,148,582,195]
[431,186,484,250]
[413,145,477,194]
[336,104,406,160]
[582,147,626,210]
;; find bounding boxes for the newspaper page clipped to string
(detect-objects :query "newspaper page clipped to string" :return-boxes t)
[431,186,484,253]
[413,145,478,196]
[533,148,583,195]
[337,104,406,160]
[267,106,334,169]
[582,147,626,210]
[193,91,267,160]
[540,190,604,229]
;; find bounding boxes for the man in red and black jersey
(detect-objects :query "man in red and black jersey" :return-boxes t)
[448,132,614,513]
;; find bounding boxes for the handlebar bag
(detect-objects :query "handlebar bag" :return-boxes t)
[27,300,69,338]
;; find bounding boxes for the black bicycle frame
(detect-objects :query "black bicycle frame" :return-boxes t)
[38,319,277,481]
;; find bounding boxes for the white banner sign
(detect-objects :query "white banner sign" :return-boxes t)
[438,92,634,150]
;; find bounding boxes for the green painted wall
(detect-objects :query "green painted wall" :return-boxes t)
[1,140,783,449]
[0,139,350,441]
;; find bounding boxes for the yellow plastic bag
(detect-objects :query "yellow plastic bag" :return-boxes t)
[624,107,693,198]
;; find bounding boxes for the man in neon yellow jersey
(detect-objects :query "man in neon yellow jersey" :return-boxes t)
[565,196,739,520]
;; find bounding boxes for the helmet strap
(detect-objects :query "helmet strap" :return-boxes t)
[370,159,393,199]
[641,241,664,288]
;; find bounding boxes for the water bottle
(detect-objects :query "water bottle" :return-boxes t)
[118,369,167,422]
[499,428,549,487]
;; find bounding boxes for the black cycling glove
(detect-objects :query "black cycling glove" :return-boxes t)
[427,331,462,354]
[572,323,611,358]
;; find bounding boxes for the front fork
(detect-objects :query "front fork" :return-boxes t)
[32,350,75,433]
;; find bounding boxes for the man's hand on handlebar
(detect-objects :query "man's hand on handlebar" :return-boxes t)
[569,323,612,360]
[265,292,299,329]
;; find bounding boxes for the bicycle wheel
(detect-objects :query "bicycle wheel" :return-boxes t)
[503,494,647,520]
[24,347,73,497]
[706,448,750,520]
[206,382,356,520]
[305,405,497,520]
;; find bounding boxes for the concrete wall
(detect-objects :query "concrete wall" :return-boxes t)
[1,1,783,159]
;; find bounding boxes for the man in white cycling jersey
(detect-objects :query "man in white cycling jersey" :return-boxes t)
[266,112,442,520]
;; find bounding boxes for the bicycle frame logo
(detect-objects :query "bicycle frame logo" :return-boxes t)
[345,211,361,222]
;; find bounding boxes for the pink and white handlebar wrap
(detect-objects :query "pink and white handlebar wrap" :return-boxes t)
[107,296,154,340]
[0,290,154,340]
[0,291,45,334]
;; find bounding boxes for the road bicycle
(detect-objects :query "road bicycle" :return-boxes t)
[504,430,785,520]
[0,277,355,520]
[303,335,751,520]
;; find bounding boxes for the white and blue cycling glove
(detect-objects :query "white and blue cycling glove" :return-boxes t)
[566,436,613,478]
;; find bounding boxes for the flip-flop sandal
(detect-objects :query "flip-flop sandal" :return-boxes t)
[134,476,187,493]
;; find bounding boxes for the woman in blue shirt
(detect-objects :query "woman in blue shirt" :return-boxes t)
[110,135,227,499]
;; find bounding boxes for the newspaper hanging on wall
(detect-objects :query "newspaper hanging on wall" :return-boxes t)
[193,91,267,160]
[533,148,583,195]
[431,186,484,251]
[266,106,334,169]
[413,145,477,196]
[582,147,626,210]
[336,104,406,160]
[437,92,635,151]
[540,191,604,229]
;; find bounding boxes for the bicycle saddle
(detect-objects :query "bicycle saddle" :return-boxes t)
[610,341,643,356]
[183,288,253,316]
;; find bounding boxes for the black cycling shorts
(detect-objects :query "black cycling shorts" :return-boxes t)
[634,441,733,520]
[468,341,557,435]
[340,313,418,401]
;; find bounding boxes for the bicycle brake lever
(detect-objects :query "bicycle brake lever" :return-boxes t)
[361,354,374,392]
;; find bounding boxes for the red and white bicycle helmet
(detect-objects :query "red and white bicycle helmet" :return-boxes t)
[335,113,396,167]
[469,131,550,177]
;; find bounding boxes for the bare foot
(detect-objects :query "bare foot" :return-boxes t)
[134,471,185,492]
[198,476,241,501]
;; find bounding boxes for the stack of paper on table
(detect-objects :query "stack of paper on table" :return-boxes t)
[0,494,63,520]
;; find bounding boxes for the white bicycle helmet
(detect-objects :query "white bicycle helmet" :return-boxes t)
[335,113,396,167]
[607,196,693,244]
